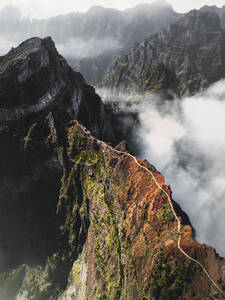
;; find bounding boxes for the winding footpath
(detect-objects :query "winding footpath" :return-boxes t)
[75,120,225,298]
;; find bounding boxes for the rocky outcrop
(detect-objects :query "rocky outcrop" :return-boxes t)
[0,36,115,299]
[57,124,225,300]
[0,2,180,85]
[0,36,116,140]
[2,117,224,300]
[68,2,180,84]
[104,10,225,97]
[200,5,225,29]
[0,37,225,300]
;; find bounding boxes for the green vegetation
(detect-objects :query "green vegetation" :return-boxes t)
[157,204,174,222]
[210,293,225,300]
[14,252,68,300]
[61,127,126,300]
[150,259,201,300]
[24,122,37,149]
[86,166,124,300]
[0,265,26,299]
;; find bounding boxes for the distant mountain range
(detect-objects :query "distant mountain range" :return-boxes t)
[65,2,180,84]
[1,2,225,89]
[0,1,180,84]
[0,35,224,300]
[104,8,225,97]
[1,3,225,299]
[200,4,225,28]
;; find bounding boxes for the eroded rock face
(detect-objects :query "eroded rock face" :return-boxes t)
[104,10,225,96]
[200,5,225,29]
[0,2,180,85]
[0,37,116,299]
[67,2,180,85]
[1,118,224,299]
[57,123,225,300]
[0,37,225,300]
[0,36,115,140]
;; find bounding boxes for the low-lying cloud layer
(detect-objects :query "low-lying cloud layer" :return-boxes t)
[98,80,225,256]
[57,38,122,59]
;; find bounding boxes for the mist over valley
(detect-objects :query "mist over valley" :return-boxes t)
[0,1,225,299]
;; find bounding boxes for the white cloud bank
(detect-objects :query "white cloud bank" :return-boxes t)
[139,81,225,256]
[98,79,225,256]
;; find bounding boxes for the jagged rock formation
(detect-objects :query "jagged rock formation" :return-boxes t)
[104,10,225,97]
[69,2,180,84]
[0,37,225,300]
[57,124,225,300]
[0,36,116,299]
[0,36,115,139]
[0,1,180,85]
[200,5,225,29]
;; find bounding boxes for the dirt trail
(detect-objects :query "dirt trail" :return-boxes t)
[75,120,225,298]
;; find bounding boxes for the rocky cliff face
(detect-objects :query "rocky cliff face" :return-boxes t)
[0,37,225,300]
[0,2,179,85]
[200,5,225,29]
[0,36,115,299]
[0,36,116,140]
[57,124,225,300]
[68,2,180,84]
[104,10,225,97]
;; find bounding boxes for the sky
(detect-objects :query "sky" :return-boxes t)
[0,0,224,19]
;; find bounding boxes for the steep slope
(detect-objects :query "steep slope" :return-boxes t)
[200,5,225,29]
[104,10,225,97]
[70,2,180,84]
[0,36,116,299]
[0,1,180,85]
[0,36,115,140]
[57,123,225,300]
[0,37,224,300]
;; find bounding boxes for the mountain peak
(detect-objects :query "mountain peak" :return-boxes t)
[176,9,221,31]
[0,36,115,142]
[104,8,224,96]
[152,0,170,7]
[125,1,173,13]
[87,5,119,15]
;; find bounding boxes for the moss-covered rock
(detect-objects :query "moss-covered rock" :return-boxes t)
[0,36,225,300]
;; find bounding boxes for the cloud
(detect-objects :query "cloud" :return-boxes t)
[0,5,122,59]
[57,38,122,59]
[98,79,225,256]
[0,5,32,54]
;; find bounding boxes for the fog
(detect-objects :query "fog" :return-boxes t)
[57,38,122,59]
[98,80,225,256]
[1,0,225,256]
[0,5,123,58]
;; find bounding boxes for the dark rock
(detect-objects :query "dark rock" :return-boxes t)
[0,3,180,85]
[0,21,225,300]
[104,10,225,96]
[200,5,225,29]
[0,36,116,298]
[115,140,128,152]
[0,36,116,141]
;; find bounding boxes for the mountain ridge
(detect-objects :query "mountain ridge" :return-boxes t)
[0,36,224,300]
[0,3,180,85]
[104,9,225,97]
